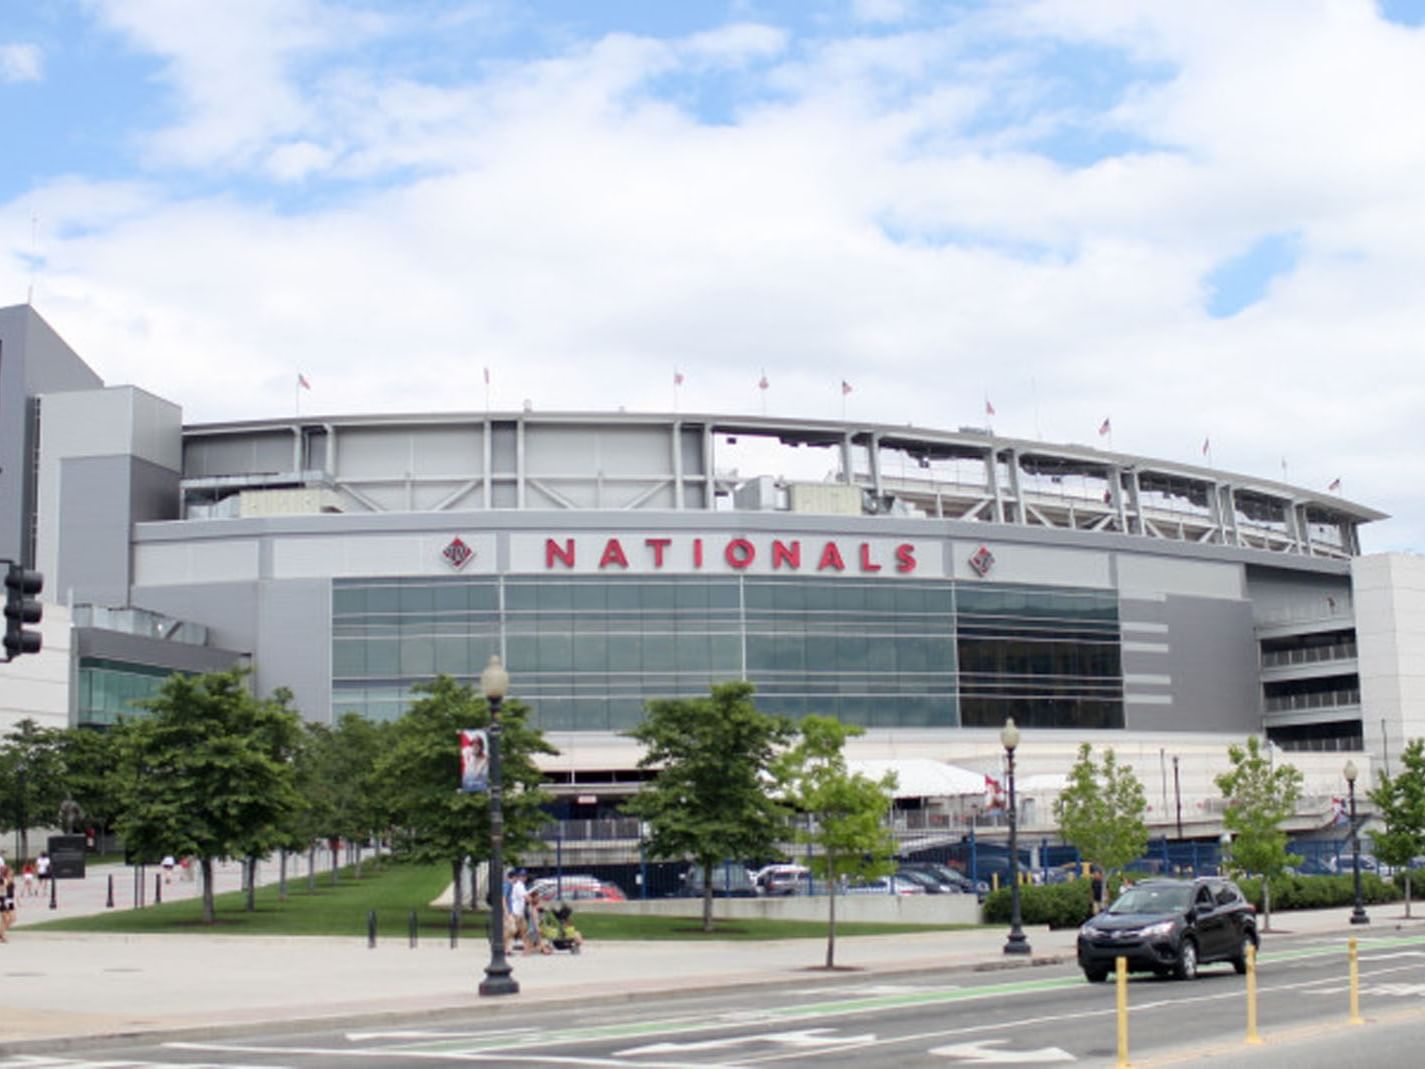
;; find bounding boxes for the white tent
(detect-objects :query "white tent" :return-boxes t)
[848,758,987,800]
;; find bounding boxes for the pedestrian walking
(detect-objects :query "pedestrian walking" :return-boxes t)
[0,864,15,942]
[35,852,50,887]
[506,870,529,954]
[162,855,176,883]
[21,860,36,897]
[524,888,553,955]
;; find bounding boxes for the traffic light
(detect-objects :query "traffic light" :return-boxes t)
[3,562,43,659]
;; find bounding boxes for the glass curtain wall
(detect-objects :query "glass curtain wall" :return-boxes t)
[331,575,1122,731]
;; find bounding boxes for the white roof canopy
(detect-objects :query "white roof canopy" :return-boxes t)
[848,758,987,799]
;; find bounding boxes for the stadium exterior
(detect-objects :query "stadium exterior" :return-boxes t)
[5,302,1424,831]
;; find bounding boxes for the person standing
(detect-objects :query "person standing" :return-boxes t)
[35,852,50,888]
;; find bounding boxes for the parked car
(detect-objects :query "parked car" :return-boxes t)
[899,861,988,900]
[844,874,926,896]
[529,876,626,903]
[894,867,964,894]
[753,864,811,895]
[1077,877,1258,983]
[679,864,759,898]
[1287,857,1334,877]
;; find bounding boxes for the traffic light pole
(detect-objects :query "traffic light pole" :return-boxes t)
[3,559,44,661]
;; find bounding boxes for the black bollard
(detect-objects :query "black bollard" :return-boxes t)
[155,872,162,904]
[409,909,418,948]
[449,908,459,949]
[367,909,377,948]
[106,874,114,908]
[49,874,57,910]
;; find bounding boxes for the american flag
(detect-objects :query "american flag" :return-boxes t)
[297,373,311,390]
[1328,478,1341,492]
[1098,417,1112,436]
[483,367,490,385]
[841,380,852,395]
[758,372,769,390]
[985,398,995,417]
[674,370,684,386]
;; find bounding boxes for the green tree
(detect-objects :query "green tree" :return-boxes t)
[1053,743,1149,908]
[774,715,897,967]
[113,669,304,923]
[374,675,554,911]
[624,681,794,932]
[52,727,124,840]
[1369,738,1425,918]
[297,714,393,883]
[1215,736,1303,931]
[0,719,67,861]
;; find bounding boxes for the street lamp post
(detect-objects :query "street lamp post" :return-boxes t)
[1344,760,1369,927]
[1002,717,1030,956]
[478,655,520,996]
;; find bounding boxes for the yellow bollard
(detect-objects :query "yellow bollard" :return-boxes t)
[992,872,999,892]
[1116,955,1130,1067]
[1349,936,1364,1025]
[1245,943,1261,1044]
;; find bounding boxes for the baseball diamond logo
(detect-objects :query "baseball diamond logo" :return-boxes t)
[442,537,475,570]
[968,545,995,577]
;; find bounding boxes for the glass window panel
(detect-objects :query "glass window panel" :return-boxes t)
[539,583,574,610]
[574,633,609,671]
[432,582,468,612]
[677,634,711,671]
[365,585,400,613]
[400,635,435,678]
[643,633,675,671]
[332,640,365,677]
[332,586,366,615]
[608,635,641,671]
[433,636,469,676]
[366,638,399,676]
[572,582,606,611]
[537,632,574,671]
[709,633,742,672]
[398,582,434,613]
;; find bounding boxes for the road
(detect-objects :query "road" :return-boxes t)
[5,931,1425,1067]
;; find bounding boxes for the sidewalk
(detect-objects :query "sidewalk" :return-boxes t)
[3,862,1424,1054]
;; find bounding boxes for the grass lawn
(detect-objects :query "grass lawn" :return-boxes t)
[28,860,976,940]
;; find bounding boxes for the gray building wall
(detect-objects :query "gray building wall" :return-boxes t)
[1122,595,1261,734]
[57,455,180,607]
[0,304,103,565]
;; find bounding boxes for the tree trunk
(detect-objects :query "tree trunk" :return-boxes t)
[451,857,464,913]
[825,858,838,969]
[307,843,316,892]
[245,856,257,912]
[468,858,479,911]
[1262,879,1272,933]
[355,841,363,879]
[702,861,714,933]
[331,841,339,885]
[1407,872,1413,920]
[279,849,287,901]
[201,857,216,924]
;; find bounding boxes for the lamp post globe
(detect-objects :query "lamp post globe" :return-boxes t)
[1001,717,1030,956]
[479,654,520,996]
[1344,760,1369,926]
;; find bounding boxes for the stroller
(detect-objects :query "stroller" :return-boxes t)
[539,899,583,954]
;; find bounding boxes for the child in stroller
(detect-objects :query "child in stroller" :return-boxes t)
[538,898,584,953]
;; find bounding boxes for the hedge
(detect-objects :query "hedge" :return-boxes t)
[983,872,1406,929]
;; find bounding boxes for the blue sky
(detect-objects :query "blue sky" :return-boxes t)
[3,1,1425,551]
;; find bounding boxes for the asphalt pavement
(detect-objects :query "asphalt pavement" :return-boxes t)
[2,858,1422,1055]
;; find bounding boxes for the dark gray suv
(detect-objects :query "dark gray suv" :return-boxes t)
[1077,878,1258,982]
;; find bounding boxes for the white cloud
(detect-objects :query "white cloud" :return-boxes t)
[0,43,43,82]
